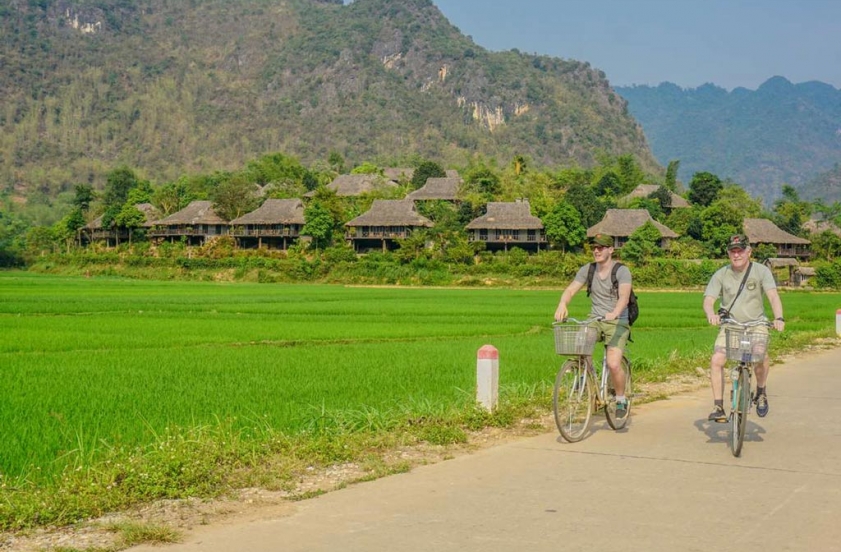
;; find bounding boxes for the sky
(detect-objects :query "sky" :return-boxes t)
[431,0,841,91]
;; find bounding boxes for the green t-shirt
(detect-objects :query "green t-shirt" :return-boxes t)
[704,261,776,322]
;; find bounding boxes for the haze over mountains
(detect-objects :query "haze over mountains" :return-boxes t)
[0,0,655,203]
[616,77,841,202]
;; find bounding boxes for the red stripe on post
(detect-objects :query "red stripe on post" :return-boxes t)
[477,345,498,360]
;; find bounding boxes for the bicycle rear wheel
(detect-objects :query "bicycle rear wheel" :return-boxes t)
[730,366,750,457]
[605,355,632,430]
[553,358,594,443]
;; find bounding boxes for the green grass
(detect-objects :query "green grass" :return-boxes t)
[1,271,838,529]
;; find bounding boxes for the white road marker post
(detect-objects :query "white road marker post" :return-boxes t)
[476,344,499,411]
[836,309,841,337]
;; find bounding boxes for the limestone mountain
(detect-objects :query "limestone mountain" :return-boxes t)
[1,0,657,202]
[616,77,841,202]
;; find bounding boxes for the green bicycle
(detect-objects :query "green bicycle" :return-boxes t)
[721,318,773,457]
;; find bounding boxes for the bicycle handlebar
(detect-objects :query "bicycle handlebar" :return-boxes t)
[554,316,604,325]
[719,318,773,328]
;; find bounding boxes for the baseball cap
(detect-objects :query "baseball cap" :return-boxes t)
[589,234,613,247]
[726,234,750,250]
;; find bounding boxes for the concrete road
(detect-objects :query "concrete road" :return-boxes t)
[131,348,841,552]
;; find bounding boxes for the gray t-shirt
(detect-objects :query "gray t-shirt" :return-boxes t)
[573,262,632,320]
[704,261,777,322]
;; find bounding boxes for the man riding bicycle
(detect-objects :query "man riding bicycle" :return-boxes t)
[703,234,785,423]
[554,234,632,419]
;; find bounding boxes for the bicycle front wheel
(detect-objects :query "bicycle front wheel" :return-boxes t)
[605,355,632,430]
[553,358,594,443]
[730,366,751,457]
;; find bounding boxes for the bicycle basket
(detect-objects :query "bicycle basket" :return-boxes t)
[724,328,770,363]
[553,324,598,355]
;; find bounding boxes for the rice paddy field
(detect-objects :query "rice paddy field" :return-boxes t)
[1,271,838,486]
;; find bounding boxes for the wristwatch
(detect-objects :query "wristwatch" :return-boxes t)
[775,317,785,322]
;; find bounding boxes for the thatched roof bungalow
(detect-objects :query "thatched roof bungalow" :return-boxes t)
[587,209,678,248]
[405,177,461,201]
[305,174,399,198]
[149,200,228,245]
[743,218,811,259]
[345,200,433,252]
[465,200,546,252]
[229,199,306,250]
[82,203,161,246]
[620,184,690,210]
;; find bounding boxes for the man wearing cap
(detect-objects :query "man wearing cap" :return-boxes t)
[703,233,785,423]
[554,233,632,419]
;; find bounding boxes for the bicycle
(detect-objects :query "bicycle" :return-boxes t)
[551,317,632,442]
[721,318,773,457]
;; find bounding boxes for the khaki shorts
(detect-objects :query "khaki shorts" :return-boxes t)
[714,324,769,357]
[589,320,630,352]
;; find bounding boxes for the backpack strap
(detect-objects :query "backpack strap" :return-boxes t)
[611,262,624,296]
[585,262,597,297]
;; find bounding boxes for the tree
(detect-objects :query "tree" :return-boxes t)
[463,165,501,200]
[72,184,96,212]
[773,184,811,235]
[542,201,585,253]
[351,162,383,175]
[153,179,192,216]
[411,161,446,190]
[616,154,645,194]
[700,199,743,254]
[594,171,622,198]
[211,175,258,221]
[687,172,723,207]
[565,183,605,227]
[812,230,841,261]
[621,221,661,264]
[114,204,147,244]
[302,202,334,251]
[103,166,139,210]
[664,160,680,191]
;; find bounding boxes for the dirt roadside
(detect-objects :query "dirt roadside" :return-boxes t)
[4,338,838,552]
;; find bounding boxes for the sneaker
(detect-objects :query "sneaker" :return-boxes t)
[615,400,628,420]
[754,392,769,417]
[708,405,727,423]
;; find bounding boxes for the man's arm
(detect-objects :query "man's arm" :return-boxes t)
[765,287,785,331]
[555,280,584,322]
[604,283,630,321]
[703,295,720,326]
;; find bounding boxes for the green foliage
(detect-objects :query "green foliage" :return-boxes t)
[210,175,258,221]
[700,199,743,254]
[542,201,585,252]
[687,171,723,207]
[811,230,841,261]
[411,161,446,190]
[564,183,605,227]
[620,221,662,264]
[302,202,334,249]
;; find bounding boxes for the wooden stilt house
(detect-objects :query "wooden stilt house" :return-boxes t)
[229,199,306,250]
[465,200,547,252]
[148,201,228,245]
[345,200,433,252]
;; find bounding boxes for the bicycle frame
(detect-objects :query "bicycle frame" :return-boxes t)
[721,318,772,457]
[552,318,632,442]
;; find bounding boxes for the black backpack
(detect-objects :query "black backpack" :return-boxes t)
[586,262,638,326]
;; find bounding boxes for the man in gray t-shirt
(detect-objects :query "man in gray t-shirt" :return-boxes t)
[703,233,785,423]
[554,233,632,418]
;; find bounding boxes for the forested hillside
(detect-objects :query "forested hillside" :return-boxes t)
[0,0,657,208]
[616,77,841,201]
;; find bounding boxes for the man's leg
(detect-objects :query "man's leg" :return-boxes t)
[753,355,770,416]
[708,349,728,422]
[605,346,625,396]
